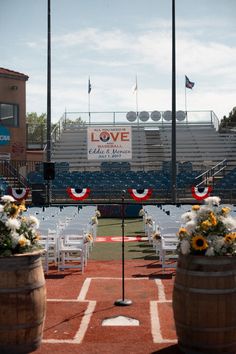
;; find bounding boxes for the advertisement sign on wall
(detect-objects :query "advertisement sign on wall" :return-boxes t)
[87,126,132,160]
[0,126,10,145]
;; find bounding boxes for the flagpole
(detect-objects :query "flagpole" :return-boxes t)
[88,93,91,125]
[185,80,188,123]
[135,75,139,125]
[88,77,91,125]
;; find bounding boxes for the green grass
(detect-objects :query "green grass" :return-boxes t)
[97,218,144,237]
[91,218,157,261]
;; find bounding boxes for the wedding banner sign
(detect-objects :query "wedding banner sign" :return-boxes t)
[87,126,132,160]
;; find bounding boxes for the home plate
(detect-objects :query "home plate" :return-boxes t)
[102,315,140,326]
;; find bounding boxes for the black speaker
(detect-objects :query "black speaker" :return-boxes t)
[43,162,55,180]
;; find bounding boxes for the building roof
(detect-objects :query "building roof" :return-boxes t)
[0,67,29,81]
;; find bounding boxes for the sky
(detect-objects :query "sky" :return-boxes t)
[1,0,236,123]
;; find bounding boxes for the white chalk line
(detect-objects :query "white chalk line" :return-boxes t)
[44,277,176,345]
[150,300,177,344]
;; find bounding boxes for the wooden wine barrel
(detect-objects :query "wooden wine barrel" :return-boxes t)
[0,251,46,354]
[173,254,236,354]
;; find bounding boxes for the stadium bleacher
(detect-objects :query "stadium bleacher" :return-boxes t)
[21,120,236,203]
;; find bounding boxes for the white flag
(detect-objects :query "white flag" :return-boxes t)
[132,76,138,94]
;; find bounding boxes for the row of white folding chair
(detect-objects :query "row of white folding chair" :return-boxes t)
[62,225,92,257]
[38,217,91,272]
[57,210,98,271]
[38,229,59,272]
[157,226,179,270]
[57,232,86,272]
[39,227,89,273]
[142,206,180,268]
[58,208,98,271]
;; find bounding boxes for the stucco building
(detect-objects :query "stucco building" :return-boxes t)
[0,67,29,161]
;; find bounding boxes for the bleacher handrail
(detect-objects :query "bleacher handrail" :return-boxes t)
[195,159,227,187]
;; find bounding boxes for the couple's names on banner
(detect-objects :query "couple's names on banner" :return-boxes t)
[87,126,132,160]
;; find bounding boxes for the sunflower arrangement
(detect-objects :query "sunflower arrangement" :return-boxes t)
[95,210,101,218]
[0,195,41,256]
[177,196,236,256]
[145,216,153,226]
[91,216,98,225]
[139,208,145,217]
[85,233,93,243]
[152,230,161,241]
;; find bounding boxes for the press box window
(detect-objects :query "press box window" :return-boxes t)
[0,103,19,127]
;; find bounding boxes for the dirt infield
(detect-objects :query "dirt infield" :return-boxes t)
[34,218,180,354]
[35,260,178,354]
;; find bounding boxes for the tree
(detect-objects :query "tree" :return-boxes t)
[219,107,236,132]
[26,112,56,147]
[62,116,86,128]
[26,112,47,125]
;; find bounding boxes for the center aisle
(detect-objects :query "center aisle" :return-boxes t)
[91,218,156,261]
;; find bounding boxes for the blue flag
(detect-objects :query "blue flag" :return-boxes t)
[185,75,195,89]
[88,78,91,94]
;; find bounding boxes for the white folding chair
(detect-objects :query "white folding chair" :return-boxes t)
[159,227,179,270]
[57,233,85,272]
[38,229,58,273]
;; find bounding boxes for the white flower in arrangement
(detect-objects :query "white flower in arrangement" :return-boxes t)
[181,211,195,223]
[85,233,93,243]
[18,235,31,247]
[185,219,197,234]
[91,216,98,225]
[27,215,40,229]
[1,195,15,203]
[220,215,236,230]
[205,247,215,256]
[152,230,161,241]
[10,231,20,248]
[145,216,153,225]
[180,239,191,255]
[5,218,21,230]
[95,210,101,218]
[139,208,145,217]
[177,197,236,256]
[204,196,221,207]
[0,195,41,256]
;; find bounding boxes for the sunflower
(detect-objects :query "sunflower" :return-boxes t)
[201,220,212,230]
[192,205,200,211]
[191,235,208,251]
[209,212,217,226]
[18,201,26,212]
[178,227,188,239]
[222,207,231,215]
[9,204,19,218]
[224,233,236,243]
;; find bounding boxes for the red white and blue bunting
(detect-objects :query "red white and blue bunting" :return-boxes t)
[128,188,153,201]
[66,187,91,201]
[191,186,212,201]
[8,187,29,201]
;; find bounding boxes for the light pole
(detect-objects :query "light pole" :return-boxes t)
[171,0,177,204]
[46,0,52,205]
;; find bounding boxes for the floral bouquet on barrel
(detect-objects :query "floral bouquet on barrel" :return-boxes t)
[178,196,236,256]
[0,195,41,256]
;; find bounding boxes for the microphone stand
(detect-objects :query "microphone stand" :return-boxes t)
[114,191,132,306]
